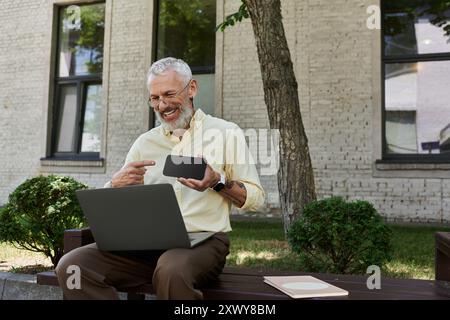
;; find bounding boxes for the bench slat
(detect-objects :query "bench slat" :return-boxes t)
[216,272,443,299]
[37,267,450,300]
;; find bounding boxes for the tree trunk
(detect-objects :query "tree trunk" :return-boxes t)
[244,0,316,234]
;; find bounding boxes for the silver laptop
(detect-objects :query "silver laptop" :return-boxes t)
[75,184,214,251]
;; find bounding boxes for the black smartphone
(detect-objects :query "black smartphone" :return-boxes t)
[162,155,207,180]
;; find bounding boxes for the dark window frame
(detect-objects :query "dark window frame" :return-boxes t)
[48,2,105,161]
[150,0,216,129]
[381,1,450,163]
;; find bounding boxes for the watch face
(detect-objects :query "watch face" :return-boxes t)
[213,173,226,192]
[214,182,225,192]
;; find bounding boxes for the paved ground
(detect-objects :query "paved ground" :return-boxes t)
[0,271,150,300]
[0,272,62,300]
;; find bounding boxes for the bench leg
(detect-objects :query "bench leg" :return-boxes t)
[436,232,450,282]
[436,248,450,281]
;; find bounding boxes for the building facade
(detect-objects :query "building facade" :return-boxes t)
[1,0,449,223]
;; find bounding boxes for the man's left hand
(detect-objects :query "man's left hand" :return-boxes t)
[177,164,220,192]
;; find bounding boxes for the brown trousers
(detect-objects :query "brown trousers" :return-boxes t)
[55,232,230,300]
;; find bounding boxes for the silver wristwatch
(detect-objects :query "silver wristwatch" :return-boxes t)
[212,173,226,192]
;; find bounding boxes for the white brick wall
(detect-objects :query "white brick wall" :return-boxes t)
[220,0,450,223]
[0,0,48,201]
[0,0,449,223]
[0,0,150,199]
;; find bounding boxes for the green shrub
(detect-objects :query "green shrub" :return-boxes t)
[0,175,88,267]
[287,197,392,274]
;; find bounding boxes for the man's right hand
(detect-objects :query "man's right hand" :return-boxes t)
[111,160,155,188]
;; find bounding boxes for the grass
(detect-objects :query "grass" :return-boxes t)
[0,219,449,279]
[0,242,52,274]
[383,224,450,279]
[226,219,450,280]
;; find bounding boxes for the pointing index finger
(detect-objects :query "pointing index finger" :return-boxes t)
[132,160,156,168]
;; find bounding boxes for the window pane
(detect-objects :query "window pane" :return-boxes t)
[156,0,216,70]
[385,61,450,154]
[193,74,215,115]
[386,111,418,154]
[58,3,105,77]
[81,84,102,152]
[56,85,78,152]
[383,1,450,56]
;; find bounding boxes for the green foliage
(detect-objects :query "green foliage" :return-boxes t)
[287,197,392,274]
[384,0,450,38]
[157,0,216,68]
[216,2,249,32]
[0,175,88,267]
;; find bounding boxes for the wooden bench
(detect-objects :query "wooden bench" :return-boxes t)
[37,228,450,300]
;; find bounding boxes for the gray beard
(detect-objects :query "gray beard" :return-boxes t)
[155,104,194,132]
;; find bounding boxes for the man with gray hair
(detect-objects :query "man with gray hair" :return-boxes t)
[56,57,265,300]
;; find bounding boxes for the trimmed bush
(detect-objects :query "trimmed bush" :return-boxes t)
[287,197,392,274]
[0,175,88,266]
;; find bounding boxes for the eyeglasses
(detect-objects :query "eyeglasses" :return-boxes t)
[147,80,192,109]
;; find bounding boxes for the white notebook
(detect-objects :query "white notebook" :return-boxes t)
[264,275,349,299]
